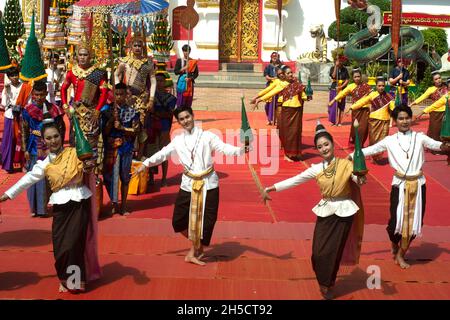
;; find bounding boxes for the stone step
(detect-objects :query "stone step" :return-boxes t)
[168,72,330,90]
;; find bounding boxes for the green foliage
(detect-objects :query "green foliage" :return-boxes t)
[369,0,391,12]
[331,46,345,62]
[3,0,25,47]
[328,0,391,41]
[328,21,359,42]
[421,28,448,57]
[406,62,417,82]
[366,61,382,77]
[416,66,433,98]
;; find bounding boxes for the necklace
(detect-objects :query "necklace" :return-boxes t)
[396,132,413,159]
[322,158,338,179]
[72,64,96,79]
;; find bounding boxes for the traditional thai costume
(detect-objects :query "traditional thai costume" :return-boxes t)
[419,90,449,141]
[274,157,364,288]
[350,91,395,161]
[263,63,279,123]
[5,147,99,289]
[174,58,199,108]
[334,82,372,147]
[1,81,22,172]
[142,126,243,249]
[359,131,442,250]
[21,101,65,216]
[102,104,140,204]
[328,66,349,125]
[259,79,307,160]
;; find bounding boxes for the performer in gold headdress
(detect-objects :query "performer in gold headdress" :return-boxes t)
[61,35,109,159]
[115,33,156,157]
[60,35,105,283]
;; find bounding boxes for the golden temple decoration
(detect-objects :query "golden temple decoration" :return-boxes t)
[197,0,220,8]
[264,0,290,9]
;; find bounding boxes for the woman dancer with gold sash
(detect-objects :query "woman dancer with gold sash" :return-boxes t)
[263,122,366,299]
[0,122,98,293]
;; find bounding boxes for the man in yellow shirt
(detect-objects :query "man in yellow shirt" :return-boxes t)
[347,77,395,163]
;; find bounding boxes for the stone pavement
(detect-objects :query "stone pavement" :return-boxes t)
[191,87,427,114]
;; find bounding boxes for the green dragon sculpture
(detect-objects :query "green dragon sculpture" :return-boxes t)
[343,1,442,70]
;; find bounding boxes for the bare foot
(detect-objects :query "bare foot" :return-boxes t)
[394,254,410,269]
[319,285,334,300]
[59,283,68,293]
[391,242,399,256]
[185,254,206,266]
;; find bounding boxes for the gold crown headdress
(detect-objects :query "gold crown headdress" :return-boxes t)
[77,32,92,55]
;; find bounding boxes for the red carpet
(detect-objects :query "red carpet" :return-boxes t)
[0,111,449,299]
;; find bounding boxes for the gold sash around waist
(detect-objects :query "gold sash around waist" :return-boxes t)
[184,166,215,250]
[394,170,423,250]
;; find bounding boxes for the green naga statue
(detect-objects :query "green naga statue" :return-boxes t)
[343,0,442,70]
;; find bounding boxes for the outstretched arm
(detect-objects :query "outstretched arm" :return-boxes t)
[133,142,176,178]
[350,138,388,159]
[422,134,445,152]
[267,165,319,193]
[2,158,49,200]
[209,133,244,156]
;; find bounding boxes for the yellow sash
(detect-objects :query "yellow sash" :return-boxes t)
[184,166,215,250]
[394,170,423,250]
[316,158,353,199]
[45,148,83,192]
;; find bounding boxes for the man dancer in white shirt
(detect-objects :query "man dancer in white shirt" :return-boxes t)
[134,106,249,265]
[349,105,450,268]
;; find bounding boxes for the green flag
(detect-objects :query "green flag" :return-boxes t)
[240,97,253,145]
[306,78,313,97]
[352,119,368,175]
[440,96,450,140]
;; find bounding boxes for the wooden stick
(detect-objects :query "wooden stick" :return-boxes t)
[245,154,278,223]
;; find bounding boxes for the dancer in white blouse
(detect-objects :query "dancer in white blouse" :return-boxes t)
[349,105,450,269]
[0,121,100,293]
[264,122,366,299]
[134,106,249,266]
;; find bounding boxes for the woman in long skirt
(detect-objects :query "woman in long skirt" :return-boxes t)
[0,121,99,293]
[263,122,366,299]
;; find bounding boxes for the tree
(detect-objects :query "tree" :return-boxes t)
[3,0,25,47]
[421,28,448,57]
[328,0,391,42]
[416,66,433,98]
